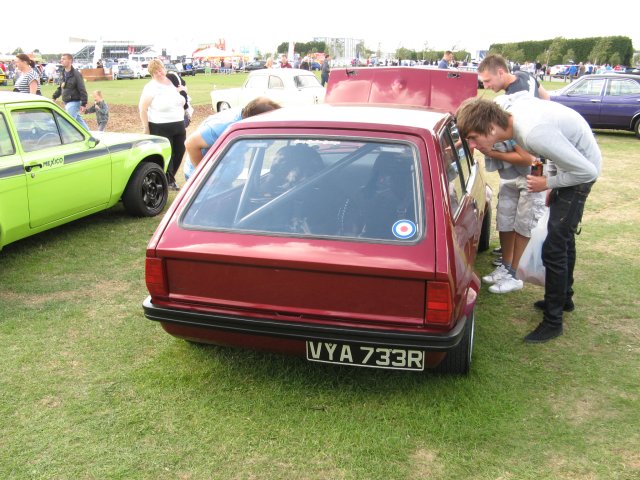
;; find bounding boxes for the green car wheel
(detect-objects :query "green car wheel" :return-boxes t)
[122,162,168,217]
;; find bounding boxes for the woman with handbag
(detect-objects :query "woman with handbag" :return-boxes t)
[139,59,186,190]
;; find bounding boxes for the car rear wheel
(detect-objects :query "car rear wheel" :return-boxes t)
[122,162,168,217]
[634,118,640,139]
[478,207,492,252]
[218,102,231,112]
[434,310,474,375]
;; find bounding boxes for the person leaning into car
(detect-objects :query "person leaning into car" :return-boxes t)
[52,53,89,130]
[456,96,601,344]
[183,97,281,181]
[139,59,186,190]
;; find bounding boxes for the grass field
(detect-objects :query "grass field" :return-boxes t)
[1,75,639,479]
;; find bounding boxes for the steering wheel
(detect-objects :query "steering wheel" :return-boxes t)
[36,132,59,147]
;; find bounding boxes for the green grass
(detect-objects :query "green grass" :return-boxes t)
[1,81,639,479]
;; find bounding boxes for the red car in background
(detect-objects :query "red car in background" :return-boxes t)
[144,67,491,374]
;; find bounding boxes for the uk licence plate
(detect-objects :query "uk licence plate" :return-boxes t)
[306,341,425,371]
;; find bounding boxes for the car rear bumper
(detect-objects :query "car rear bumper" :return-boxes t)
[143,297,468,351]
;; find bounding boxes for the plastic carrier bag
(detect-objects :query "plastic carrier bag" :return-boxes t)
[516,209,549,287]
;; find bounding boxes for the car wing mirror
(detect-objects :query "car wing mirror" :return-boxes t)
[88,136,100,148]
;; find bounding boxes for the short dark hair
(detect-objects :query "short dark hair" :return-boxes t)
[456,98,510,138]
[241,97,281,118]
[478,54,509,74]
[61,53,73,61]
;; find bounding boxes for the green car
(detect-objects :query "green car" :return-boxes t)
[0,92,171,251]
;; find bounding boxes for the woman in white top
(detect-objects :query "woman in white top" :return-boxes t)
[139,59,186,190]
[13,54,41,95]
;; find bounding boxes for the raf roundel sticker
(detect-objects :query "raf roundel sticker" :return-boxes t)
[392,220,417,239]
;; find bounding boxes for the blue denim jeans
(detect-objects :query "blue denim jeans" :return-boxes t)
[542,182,594,326]
[65,101,90,130]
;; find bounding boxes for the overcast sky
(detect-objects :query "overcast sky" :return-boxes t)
[3,1,638,58]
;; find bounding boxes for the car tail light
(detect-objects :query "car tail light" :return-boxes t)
[426,281,453,325]
[145,257,168,298]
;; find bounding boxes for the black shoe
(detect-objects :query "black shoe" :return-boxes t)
[533,299,575,312]
[524,322,563,343]
[169,182,180,191]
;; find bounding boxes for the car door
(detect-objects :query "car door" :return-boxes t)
[238,73,269,106]
[10,106,111,228]
[558,77,606,124]
[599,77,640,129]
[0,110,29,245]
[438,123,480,292]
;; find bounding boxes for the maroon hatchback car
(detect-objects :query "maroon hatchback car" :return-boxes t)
[144,67,491,374]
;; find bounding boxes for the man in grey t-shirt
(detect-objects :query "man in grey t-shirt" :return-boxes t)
[456,97,601,343]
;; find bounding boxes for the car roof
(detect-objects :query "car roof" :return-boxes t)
[237,103,449,132]
[579,73,639,80]
[0,91,57,105]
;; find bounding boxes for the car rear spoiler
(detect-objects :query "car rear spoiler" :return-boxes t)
[325,66,478,112]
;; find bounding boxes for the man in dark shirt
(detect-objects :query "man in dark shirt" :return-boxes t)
[321,54,331,87]
[438,51,453,69]
[478,54,550,100]
[53,53,89,130]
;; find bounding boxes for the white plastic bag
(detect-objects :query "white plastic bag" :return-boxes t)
[517,209,549,286]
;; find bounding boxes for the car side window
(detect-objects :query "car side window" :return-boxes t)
[439,131,464,215]
[448,123,473,188]
[12,109,62,153]
[268,76,284,89]
[0,113,16,156]
[568,78,605,96]
[245,75,268,89]
[607,78,640,96]
[295,75,321,88]
[55,111,85,144]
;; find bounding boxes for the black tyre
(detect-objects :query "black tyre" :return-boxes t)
[122,162,168,217]
[634,119,640,139]
[478,207,492,252]
[435,310,475,375]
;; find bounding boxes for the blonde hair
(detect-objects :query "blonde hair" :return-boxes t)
[93,90,103,99]
[147,59,165,76]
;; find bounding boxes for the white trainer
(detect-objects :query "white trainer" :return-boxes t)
[489,275,524,294]
[482,265,510,284]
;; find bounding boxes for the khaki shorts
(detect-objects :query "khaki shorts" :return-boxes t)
[496,176,546,237]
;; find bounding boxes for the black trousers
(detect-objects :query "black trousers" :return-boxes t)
[542,182,594,326]
[149,121,186,184]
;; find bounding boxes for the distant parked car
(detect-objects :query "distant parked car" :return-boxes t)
[310,62,321,71]
[164,63,180,76]
[210,68,325,112]
[244,61,267,71]
[114,65,135,80]
[550,73,640,137]
[0,92,171,251]
[132,62,150,79]
[182,63,196,76]
[549,64,571,77]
